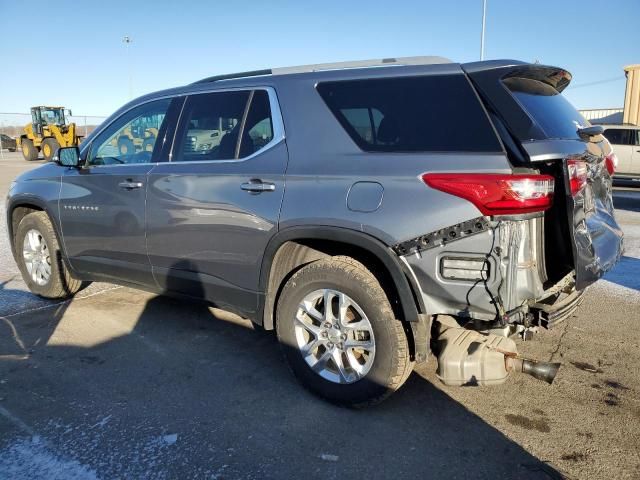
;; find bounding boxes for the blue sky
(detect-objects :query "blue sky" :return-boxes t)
[1,0,638,118]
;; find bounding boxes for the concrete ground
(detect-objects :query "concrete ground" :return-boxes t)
[0,151,638,479]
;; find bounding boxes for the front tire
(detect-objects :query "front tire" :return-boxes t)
[21,138,38,161]
[15,212,86,298]
[276,256,414,406]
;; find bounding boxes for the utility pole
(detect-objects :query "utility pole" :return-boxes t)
[480,0,487,60]
[123,35,133,99]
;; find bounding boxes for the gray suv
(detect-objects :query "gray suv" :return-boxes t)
[6,57,624,405]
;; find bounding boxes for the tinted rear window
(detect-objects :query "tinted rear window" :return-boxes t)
[317,75,502,152]
[503,77,587,140]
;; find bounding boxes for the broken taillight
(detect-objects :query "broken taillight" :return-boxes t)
[604,153,618,176]
[567,159,588,196]
[421,173,555,216]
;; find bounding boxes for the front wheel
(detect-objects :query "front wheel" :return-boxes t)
[41,138,60,162]
[15,212,87,298]
[276,256,414,407]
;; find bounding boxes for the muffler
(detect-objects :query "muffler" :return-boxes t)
[435,324,561,386]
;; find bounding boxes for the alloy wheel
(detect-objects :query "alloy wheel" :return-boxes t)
[294,289,375,384]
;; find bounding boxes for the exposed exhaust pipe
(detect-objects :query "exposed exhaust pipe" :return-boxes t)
[435,323,562,386]
[508,357,561,384]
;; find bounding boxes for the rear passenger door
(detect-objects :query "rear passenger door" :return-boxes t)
[145,88,287,316]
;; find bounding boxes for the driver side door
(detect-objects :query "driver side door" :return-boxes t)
[59,97,180,287]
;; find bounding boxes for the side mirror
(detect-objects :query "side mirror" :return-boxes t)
[66,109,73,117]
[56,146,80,167]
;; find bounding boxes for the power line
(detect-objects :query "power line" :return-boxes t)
[568,76,625,90]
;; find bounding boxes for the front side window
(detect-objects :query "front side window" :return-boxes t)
[88,99,171,166]
[603,128,633,146]
[317,75,502,152]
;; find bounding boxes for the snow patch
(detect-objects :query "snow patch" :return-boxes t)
[320,453,339,462]
[0,436,99,480]
[162,434,178,445]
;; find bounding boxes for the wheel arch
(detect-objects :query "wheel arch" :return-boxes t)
[7,198,62,263]
[259,226,425,332]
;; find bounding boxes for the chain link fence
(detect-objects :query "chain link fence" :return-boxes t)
[0,112,108,142]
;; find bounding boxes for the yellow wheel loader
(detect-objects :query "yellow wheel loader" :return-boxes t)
[19,106,83,161]
[113,114,163,156]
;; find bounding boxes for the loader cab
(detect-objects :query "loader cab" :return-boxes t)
[32,106,67,128]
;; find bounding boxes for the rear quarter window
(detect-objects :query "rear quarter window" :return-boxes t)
[317,75,502,153]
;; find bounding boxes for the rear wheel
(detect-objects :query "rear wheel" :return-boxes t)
[21,138,38,161]
[15,212,87,298]
[41,138,60,162]
[276,256,414,407]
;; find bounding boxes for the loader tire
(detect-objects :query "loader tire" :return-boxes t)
[41,138,60,162]
[21,139,38,161]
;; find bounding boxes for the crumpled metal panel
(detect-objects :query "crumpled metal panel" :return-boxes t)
[569,143,624,290]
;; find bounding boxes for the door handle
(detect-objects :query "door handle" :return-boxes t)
[240,180,276,193]
[118,180,144,190]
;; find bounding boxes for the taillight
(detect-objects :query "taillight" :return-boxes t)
[567,159,588,196]
[422,173,555,216]
[605,153,617,176]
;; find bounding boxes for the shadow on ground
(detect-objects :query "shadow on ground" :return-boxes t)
[0,273,565,479]
[603,256,640,291]
[613,188,640,212]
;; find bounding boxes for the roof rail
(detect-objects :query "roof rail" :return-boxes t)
[193,69,272,84]
[192,55,452,84]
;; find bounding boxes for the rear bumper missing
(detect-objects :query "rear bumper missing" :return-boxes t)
[398,215,548,322]
[530,287,585,327]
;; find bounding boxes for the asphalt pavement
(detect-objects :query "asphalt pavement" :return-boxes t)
[1,151,639,479]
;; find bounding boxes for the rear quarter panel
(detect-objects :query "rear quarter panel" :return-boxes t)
[274,72,514,246]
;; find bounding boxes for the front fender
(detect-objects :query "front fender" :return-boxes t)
[6,166,63,262]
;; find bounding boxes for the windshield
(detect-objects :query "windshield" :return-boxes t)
[503,77,588,140]
[40,108,65,126]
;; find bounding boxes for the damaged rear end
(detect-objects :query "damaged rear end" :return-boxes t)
[398,61,624,386]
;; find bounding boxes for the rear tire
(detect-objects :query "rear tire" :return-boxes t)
[15,212,87,298]
[276,256,414,407]
[41,138,60,162]
[21,139,38,161]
